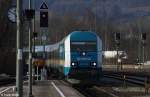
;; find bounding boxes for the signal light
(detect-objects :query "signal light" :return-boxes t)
[25,9,35,20]
[33,32,38,38]
[115,32,120,40]
[142,33,146,40]
[40,11,48,27]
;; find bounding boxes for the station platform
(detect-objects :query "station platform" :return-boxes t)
[0,80,85,97]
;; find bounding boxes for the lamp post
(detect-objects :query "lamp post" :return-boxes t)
[16,0,23,97]
[28,11,33,97]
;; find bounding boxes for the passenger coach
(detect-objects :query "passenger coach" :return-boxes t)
[46,31,102,80]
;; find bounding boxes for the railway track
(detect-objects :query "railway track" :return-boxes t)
[73,84,119,97]
[66,78,119,97]
[74,85,107,97]
[104,73,149,86]
[0,77,15,86]
[69,74,150,97]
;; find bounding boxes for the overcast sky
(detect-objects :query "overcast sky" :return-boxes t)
[23,0,53,10]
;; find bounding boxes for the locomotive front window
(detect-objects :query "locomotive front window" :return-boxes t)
[71,42,96,51]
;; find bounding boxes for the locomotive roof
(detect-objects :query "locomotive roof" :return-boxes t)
[69,31,97,41]
[25,31,101,52]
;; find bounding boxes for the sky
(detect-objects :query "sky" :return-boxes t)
[23,0,53,10]
[18,0,150,23]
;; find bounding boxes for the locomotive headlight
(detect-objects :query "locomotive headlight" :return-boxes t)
[93,62,96,66]
[71,62,78,67]
[72,62,75,66]
[82,52,86,56]
[92,62,97,66]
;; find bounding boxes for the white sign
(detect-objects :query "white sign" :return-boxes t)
[18,49,23,60]
[40,2,48,9]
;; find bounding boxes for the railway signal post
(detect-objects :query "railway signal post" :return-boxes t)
[25,0,35,97]
[141,33,146,66]
[33,32,38,80]
[40,2,48,79]
[115,32,120,71]
[40,2,48,28]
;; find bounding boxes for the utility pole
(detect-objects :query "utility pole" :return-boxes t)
[16,0,23,97]
[33,32,38,80]
[28,0,33,96]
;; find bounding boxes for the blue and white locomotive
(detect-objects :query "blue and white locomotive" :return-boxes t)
[46,31,102,80]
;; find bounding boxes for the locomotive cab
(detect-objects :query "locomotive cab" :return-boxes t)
[67,31,102,80]
[46,31,102,81]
